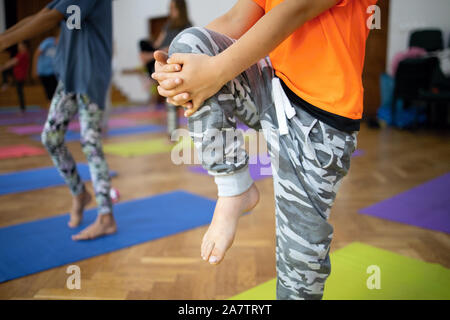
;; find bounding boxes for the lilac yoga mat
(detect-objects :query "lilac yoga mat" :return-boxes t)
[359,173,450,233]
[352,149,365,157]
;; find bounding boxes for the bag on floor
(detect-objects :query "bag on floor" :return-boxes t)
[377,73,427,128]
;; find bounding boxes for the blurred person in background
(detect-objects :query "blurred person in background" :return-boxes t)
[0,41,30,113]
[0,0,116,240]
[33,31,59,104]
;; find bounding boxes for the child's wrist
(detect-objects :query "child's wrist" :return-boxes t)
[211,54,235,86]
[0,34,14,52]
[0,37,5,52]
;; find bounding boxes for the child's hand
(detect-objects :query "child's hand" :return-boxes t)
[153,53,227,117]
[0,36,6,53]
[154,50,180,74]
[153,50,193,108]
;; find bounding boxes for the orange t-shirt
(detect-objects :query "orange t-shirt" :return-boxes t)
[252,0,378,119]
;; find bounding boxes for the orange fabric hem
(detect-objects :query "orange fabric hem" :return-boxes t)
[275,71,363,120]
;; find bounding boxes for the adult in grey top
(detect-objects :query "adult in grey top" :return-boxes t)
[47,0,112,109]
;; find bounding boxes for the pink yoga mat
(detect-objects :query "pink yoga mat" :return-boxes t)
[7,125,43,135]
[0,145,46,160]
[122,110,167,120]
[8,118,138,135]
[67,118,138,131]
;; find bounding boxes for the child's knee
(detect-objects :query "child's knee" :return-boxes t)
[168,27,211,56]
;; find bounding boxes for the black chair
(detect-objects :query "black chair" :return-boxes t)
[391,57,440,126]
[409,29,444,52]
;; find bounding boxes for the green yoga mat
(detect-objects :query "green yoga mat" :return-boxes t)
[104,138,193,157]
[103,131,262,158]
[230,242,450,300]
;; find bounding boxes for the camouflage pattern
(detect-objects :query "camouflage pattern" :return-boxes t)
[169,27,357,300]
[41,82,113,215]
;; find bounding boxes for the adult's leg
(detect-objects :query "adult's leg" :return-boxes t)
[48,75,58,98]
[72,94,116,240]
[2,69,12,86]
[41,82,92,227]
[260,105,357,300]
[169,27,274,264]
[16,81,25,112]
[40,75,58,101]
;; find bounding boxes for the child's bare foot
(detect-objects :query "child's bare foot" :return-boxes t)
[201,183,259,265]
[68,190,92,228]
[72,213,117,241]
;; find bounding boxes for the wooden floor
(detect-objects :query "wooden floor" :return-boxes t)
[0,109,449,300]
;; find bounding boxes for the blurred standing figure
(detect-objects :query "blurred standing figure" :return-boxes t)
[124,0,192,134]
[0,41,30,113]
[1,50,14,90]
[156,0,192,135]
[130,0,192,78]
[156,0,192,51]
[0,0,116,240]
[33,33,58,102]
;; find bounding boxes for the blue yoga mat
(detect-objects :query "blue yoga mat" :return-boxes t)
[32,124,165,142]
[0,164,117,196]
[0,191,215,282]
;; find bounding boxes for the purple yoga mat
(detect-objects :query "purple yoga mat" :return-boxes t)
[359,173,450,234]
[0,110,46,120]
[0,115,47,126]
[189,154,273,181]
[352,149,365,157]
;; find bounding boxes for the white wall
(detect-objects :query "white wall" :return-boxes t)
[112,0,237,103]
[0,0,5,34]
[387,0,450,72]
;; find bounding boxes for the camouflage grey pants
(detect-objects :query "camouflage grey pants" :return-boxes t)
[169,27,357,300]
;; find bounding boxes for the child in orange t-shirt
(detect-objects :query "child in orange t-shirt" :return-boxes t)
[153,0,377,299]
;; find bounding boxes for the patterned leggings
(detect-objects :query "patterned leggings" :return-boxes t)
[41,82,112,215]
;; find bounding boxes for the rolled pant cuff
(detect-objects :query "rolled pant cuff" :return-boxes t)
[214,167,254,197]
